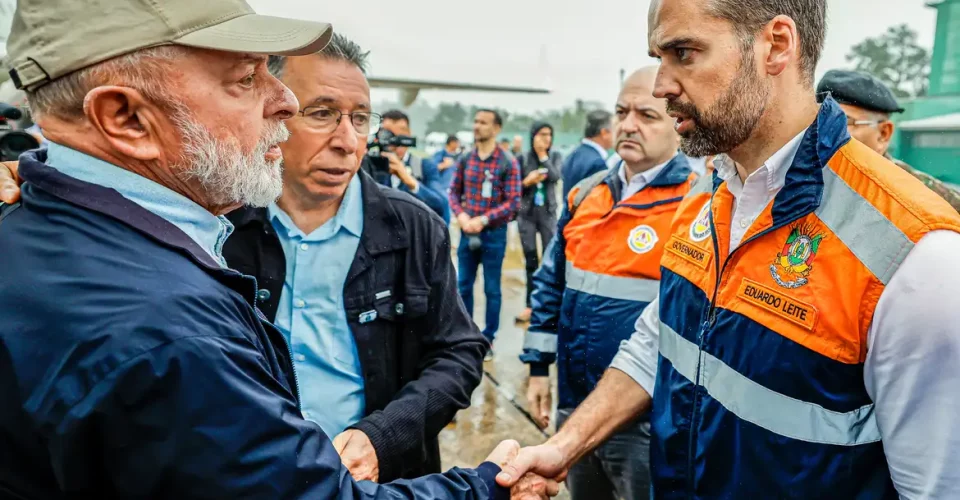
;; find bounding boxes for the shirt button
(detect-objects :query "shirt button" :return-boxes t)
[295,354,306,362]
[294,299,306,308]
[739,219,748,228]
[256,289,271,302]
[299,243,309,251]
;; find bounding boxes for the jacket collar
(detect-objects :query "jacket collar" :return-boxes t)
[18,149,222,270]
[606,152,693,201]
[709,96,851,224]
[356,169,409,255]
[231,170,407,256]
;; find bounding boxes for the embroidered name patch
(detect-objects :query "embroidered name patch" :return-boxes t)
[666,236,711,269]
[737,278,817,330]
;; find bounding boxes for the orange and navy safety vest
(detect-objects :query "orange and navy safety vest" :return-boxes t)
[521,154,697,409]
[651,97,960,498]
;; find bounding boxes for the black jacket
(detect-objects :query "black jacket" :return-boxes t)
[223,171,487,482]
[519,121,562,216]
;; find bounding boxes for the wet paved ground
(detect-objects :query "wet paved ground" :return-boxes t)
[441,226,571,499]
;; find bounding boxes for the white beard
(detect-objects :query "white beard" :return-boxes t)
[174,109,289,208]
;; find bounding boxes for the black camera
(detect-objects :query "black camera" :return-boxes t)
[0,102,39,162]
[365,128,417,175]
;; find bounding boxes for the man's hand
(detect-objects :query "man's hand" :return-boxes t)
[495,443,568,489]
[384,152,419,191]
[485,440,561,500]
[333,429,380,482]
[438,157,455,171]
[526,376,552,429]
[458,213,483,234]
[0,161,21,204]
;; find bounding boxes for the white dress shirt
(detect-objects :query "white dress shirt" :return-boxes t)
[618,159,671,200]
[611,134,960,498]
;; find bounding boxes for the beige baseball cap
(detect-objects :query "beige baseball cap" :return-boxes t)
[7,0,334,91]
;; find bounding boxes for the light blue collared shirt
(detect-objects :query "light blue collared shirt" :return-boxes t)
[269,174,365,437]
[45,142,233,266]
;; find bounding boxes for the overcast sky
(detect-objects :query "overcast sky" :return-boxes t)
[248,0,937,113]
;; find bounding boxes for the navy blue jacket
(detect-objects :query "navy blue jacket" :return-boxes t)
[401,156,450,224]
[0,150,504,499]
[560,142,608,201]
[366,154,450,223]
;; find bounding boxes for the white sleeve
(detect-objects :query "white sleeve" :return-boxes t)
[865,230,960,499]
[609,296,661,396]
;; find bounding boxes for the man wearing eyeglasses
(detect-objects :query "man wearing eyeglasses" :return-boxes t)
[221,34,487,485]
[0,27,554,499]
[818,69,960,212]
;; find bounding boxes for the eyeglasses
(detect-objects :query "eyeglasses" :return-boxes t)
[846,118,885,128]
[297,106,382,135]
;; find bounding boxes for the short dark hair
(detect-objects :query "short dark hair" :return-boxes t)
[267,33,370,78]
[381,109,409,123]
[477,108,503,127]
[446,134,460,145]
[706,0,826,83]
[584,110,612,138]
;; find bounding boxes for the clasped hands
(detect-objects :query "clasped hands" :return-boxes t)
[334,429,561,499]
[458,213,486,235]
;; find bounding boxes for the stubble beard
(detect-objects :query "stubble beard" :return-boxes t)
[670,51,770,158]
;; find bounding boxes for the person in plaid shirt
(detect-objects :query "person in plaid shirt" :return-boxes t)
[448,109,522,354]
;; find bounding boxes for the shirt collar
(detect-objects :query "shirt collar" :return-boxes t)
[45,141,233,266]
[582,139,609,160]
[402,151,411,164]
[618,157,672,189]
[269,173,363,241]
[715,130,806,201]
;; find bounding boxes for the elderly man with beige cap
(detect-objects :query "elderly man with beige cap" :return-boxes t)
[0,0,558,499]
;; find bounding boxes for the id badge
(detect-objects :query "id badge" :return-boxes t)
[481,180,493,199]
[534,190,545,207]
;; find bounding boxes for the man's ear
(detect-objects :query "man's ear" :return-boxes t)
[878,121,895,147]
[762,14,800,78]
[83,86,167,162]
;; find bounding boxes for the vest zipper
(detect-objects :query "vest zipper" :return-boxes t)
[686,191,812,494]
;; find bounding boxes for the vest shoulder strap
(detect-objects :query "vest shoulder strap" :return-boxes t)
[570,170,609,215]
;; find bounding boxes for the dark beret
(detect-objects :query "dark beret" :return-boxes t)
[817,69,905,114]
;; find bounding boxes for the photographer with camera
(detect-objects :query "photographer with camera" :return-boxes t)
[365,110,449,222]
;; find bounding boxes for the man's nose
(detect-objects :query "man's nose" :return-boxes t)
[266,78,299,121]
[330,117,359,153]
[653,66,680,100]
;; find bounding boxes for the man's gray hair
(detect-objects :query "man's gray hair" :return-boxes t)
[706,0,826,84]
[267,33,369,78]
[27,45,187,119]
[584,110,612,138]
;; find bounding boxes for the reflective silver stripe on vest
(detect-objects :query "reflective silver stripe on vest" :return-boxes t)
[523,331,558,353]
[565,262,660,302]
[816,168,914,285]
[659,322,881,446]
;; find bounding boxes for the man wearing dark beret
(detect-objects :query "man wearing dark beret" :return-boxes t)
[818,69,960,212]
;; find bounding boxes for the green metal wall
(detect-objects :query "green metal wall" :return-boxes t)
[900,130,960,184]
[928,0,960,96]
